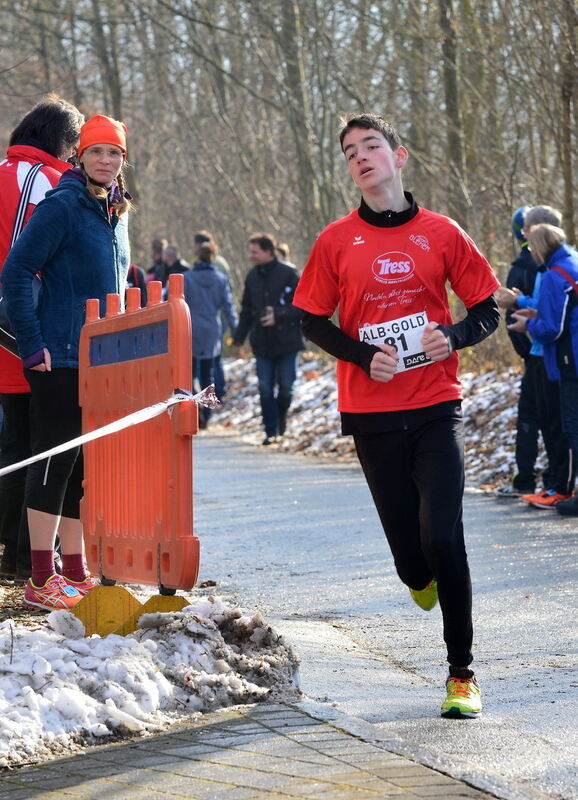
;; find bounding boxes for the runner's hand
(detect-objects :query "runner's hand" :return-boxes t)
[422,323,450,361]
[369,344,398,382]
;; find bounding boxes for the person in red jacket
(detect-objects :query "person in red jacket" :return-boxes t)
[294,113,499,718]
[0,94,84,580]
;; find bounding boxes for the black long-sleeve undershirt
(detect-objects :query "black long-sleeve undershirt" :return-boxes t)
[300,295,499,377]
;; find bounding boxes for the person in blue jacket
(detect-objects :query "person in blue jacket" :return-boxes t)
[509,223,578,516]
[184,241,238,428]
[496,205,575,508]
[1,114,131,610]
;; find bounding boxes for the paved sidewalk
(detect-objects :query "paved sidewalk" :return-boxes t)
[0,704,498,800]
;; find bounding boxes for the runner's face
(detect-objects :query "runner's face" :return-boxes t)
[342,128,406,191]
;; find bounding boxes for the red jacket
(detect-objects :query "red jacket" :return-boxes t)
[0,145,72,392]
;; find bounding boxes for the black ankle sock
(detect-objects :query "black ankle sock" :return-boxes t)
[449,666,474,680]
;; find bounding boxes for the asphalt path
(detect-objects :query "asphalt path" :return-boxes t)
[193,432,577,800]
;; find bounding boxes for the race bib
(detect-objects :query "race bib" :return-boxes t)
[359,311,432,373]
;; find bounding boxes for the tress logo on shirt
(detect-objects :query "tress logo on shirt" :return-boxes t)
[371,251,415,285]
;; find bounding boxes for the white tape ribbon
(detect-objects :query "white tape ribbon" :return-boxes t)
[0,387,217,479]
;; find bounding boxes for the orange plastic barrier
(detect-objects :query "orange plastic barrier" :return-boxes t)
[78,273,199,593]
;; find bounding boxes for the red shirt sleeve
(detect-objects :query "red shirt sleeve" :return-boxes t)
[445,223,500,307]
[293,232,340,316]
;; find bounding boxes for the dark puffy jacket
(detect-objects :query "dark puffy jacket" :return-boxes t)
[506,244,538,360]
[528,242,578,381]
[2,170,129,367]
[234,259,304,357]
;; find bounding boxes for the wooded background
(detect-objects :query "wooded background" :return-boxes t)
[0,0,576,363]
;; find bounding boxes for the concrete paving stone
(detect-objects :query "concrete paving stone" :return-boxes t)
[101,769,291,797]
[390,773,476,789]
[240,706,288,716]
[0,774,86,791]
[149,743,240,758]
[283,726,342,742]
[408,789,491,799]
[35,759,132,779]
[366,767,439,782]
[0,789,35,800]
[362,761,434,776]
[255,718,326,729]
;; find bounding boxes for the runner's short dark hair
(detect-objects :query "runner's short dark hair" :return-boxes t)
[339,113,401,152]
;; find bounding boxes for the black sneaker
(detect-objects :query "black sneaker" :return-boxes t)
[556,496,578,516]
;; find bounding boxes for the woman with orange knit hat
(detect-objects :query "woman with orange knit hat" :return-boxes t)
[2,114,131,610]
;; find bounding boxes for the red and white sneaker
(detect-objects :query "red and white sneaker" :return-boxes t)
[62,574,100,596]
[24,574,82,611]
[521,489,573,509]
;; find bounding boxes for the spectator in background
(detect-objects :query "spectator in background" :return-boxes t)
[162,244,190,286]
[2,113,131,610]
[496,205,575,509]
[148,237,167,284]
[233,233,303,445]
[126,263,147,306]
[0,94,84,581]
[184,241,238,428]
[495,206,543,496]
[509,223,578,516]
[276,242,297,270]
[193,230,231,279]
[193,230,233,400]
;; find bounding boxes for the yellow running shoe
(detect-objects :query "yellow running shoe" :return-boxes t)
[441,676,482,718]
[409,580,438,610]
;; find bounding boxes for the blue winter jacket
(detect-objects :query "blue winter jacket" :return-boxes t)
[527,243,578,381]
[1,170,130,367]
[184,262,238,359]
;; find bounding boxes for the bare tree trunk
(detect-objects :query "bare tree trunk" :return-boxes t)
[280,0,322,242]
[439,0,469,228]
[560,0,576,243]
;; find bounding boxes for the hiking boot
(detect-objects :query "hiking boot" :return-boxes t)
[521,489,573,509]
[23,574,82,611]
[441,676,482,718]
[62,574,100,596]
[556,496,578,516]
[409,580,438,611]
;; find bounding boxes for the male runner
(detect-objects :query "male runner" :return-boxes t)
[293,114,500,717]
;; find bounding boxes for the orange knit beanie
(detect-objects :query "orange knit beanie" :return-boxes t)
[78,115,127,158]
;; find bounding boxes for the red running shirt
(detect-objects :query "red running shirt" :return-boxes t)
[294,207,500,413]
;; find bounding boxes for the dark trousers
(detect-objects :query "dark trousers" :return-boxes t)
[25,369,83,519]
[193,357,214,425]
[530,357,575,494]
[514,360,539,490]
[0,392,31,571]
[559,379,578,480]
[255,352,298,437]
[353,410,473,668]
[213,355,226,400]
